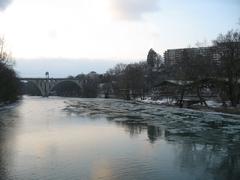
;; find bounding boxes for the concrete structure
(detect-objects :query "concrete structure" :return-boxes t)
[20,78,83,97]
[164,46,221,66]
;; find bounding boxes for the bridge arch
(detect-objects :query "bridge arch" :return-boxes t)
[50,79,82,91]
[21,79,46,96]
[50,80,82,96]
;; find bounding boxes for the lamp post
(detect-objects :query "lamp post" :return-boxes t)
[45,72,49,79]
[45,72,49,97]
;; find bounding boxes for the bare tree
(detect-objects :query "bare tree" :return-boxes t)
[122,63,145,99]
[213,30,240,107]
[0,37,19,102]
[0,37,13,67]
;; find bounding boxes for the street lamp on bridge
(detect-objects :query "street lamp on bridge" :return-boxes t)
[45,72,49,97]
[45,72,49,79]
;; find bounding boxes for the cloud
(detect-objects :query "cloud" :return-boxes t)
[111,0,160,20]
[0,0,12,11]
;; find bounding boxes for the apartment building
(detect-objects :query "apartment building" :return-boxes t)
[164,46,221,66]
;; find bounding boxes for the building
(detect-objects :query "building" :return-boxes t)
[164,46,221,66]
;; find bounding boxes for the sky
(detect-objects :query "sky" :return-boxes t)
[0,0,239,77]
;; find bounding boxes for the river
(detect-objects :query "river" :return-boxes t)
[0,96,239,180]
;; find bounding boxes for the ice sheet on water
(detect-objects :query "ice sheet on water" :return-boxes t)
[63,98,240,144]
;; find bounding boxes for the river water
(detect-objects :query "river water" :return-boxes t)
[0,96,239,180]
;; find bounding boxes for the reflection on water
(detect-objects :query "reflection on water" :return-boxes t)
[0,96,239,180]
[115,122,164,144]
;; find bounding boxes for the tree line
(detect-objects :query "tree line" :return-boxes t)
[166,30,240,107]
[100,29,240,107]
[0,38,19,104]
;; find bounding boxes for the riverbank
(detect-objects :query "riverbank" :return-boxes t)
[0,99,19,110]
[0,101,13,108]
[137,97,240,115]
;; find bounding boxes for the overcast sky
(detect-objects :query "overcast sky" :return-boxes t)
[0,0,239,77]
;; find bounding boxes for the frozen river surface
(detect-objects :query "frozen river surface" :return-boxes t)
[0,96,240,180]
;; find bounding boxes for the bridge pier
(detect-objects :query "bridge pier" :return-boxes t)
[35,79,49,97]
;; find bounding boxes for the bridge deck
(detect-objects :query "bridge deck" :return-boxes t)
[20,78,78,80]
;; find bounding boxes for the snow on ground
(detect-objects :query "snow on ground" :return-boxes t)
[205,100,222,108]
[138,97,225,109]
[137,97,176,105]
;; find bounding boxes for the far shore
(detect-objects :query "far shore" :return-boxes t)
[136,98,240,116]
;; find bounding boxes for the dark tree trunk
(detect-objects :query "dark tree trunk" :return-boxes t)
[228,82,238,107]
[197,86,208,107]
[179,88,185,108]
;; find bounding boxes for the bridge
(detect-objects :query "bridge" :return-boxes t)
[20,78,83,97]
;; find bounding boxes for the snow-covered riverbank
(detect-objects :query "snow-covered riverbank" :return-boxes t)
[136,97,240,115]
